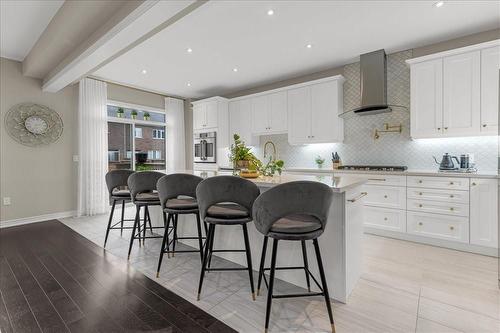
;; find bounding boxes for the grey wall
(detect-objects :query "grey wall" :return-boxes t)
[0,58,78,222]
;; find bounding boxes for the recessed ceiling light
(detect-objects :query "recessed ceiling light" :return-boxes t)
[306,44,313,49]
[434,1,444,7]
[141,69,147,74]
[187,82,191,87]
[187,48,193,53]
[233,68,238,72]
[267,9,274,16]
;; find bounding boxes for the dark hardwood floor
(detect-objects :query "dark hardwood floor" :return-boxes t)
[0,220,236,333]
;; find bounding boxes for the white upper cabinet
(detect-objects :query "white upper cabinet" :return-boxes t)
[410,59,443,138]
[480,46,500,134]
[288,78,344,145]
[407,41,499,139]
[442,51,480,136]
[204,100,219,129]
[250,91,287,135]
[229,99,258,146]
[470,178,498,248]
[192,97,228,131]
[193,104,206,130]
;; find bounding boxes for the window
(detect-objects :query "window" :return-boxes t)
[152,129,165,139]
[107,102,166,171]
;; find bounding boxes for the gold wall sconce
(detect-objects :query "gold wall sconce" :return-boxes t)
[374,123,402,139]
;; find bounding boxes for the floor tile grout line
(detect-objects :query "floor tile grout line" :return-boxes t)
[4,256,44,333]
[0,269,18,332]
[414,287,421,333]
[418,294,500,322]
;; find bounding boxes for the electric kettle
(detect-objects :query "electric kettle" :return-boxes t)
[433,153,459,170]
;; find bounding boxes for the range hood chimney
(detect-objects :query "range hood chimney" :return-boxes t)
[346,49,391,116]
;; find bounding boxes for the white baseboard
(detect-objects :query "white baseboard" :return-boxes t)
[0,211,76,229]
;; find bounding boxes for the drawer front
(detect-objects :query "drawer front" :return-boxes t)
[407,199,469,217]
[407,176,469,190]
[407,211,469,243]
[334,172,406,187]
[407,187,469,204]
[364,206,406,232]
[363,185,406,209]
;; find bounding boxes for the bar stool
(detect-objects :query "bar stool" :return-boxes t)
[127,171,165,260]
[156,173,206,277]
[253,181,335,333]
[104,170,145,247]
[196,175,260,301]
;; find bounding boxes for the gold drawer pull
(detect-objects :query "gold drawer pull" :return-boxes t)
[384,195,388,198]
[347,192,368,203]
[471,182,477,186]
[449,182,454,185]
[449,226,454,231]
[450,195,454,198]
[419,204,423,208]
[450,207,454,211]
[418,222,423,226]
[419,192,423,195]
[418,180,423,184]
[368,178,386,181]
[384,217,388,221]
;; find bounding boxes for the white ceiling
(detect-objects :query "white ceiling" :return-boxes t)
[94,0,500,99]
[0,0,64,61]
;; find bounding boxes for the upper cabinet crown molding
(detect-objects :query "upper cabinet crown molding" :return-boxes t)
[406,39,500,65]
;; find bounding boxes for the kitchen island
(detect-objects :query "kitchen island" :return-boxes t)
[152,170,367,303]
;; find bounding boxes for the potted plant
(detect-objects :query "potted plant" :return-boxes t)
[229,133,262,174]
[131,110,138,119]
[144,112,150,121]
[117,107,124,118]
[260,157,285,177]
[315,155,325,168]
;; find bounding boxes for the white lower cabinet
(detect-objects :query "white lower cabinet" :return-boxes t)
[363,185,406,210]
[364,206,406,232]
[407,199,469,217]
[407,211,469,243]
[470,178,498,248]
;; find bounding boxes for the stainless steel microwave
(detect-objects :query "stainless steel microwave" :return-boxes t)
[194,131,216,163]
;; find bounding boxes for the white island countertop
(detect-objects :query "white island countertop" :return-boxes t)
[177,170,367,192]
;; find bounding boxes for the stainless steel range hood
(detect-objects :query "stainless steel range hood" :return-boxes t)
[341,49,392,117]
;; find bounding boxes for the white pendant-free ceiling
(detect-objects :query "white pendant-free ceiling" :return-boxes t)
[93,1,500,99]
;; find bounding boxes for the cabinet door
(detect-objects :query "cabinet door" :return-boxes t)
[443,51,480,136]
[311,80,342,143]
[287,86,311,144]
[480,46,500,134]
[229,99,257,147]
[470,178,498,248]
[193,104,205,130]
[204,101,218,129]
[251,95,269,134]
[268,91,288,133]
[410,59,443,138]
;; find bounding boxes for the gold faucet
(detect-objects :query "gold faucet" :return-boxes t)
[263,141,277,161]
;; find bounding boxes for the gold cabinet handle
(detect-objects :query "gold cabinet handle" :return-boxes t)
[483,124,487,127]
[347,192,368,203]
[419,192,423,195]
[419,204,423,208]
[384,217,388,221]
[449,182,454,185]
[418,222,423,226]
[449,226,454,230]
[418,180,423,184]
[368,178,386,181]
[437,127,441,130]
[471,182,477,186]
[450,194,454,198]
[384,195,388,198]
[444,127,448,130]
[450,207,454,211]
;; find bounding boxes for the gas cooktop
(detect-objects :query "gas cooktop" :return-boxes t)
[337,165,408,172]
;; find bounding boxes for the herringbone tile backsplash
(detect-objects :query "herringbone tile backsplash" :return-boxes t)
[253,50,498,172]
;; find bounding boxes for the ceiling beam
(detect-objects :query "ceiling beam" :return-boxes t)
[39,0,206,93]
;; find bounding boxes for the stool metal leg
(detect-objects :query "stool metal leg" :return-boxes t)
[156,211,169,278]
[142,205,147,245]
[195,212,204,262]
[197,223,214,301]
[146,206,153,233]
[165,213,172,258]
[172,214,178,257]
[264,238,279,333]
[313,238,335,333]
[257,236,268,296]
[242,224,256,301]
[127,207,140,260]
[207,224,215,269]
[104,199,116,248]
[120,200,125,236]
[301,240,311,292]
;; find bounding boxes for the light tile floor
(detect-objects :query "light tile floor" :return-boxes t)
[60,214,500,333]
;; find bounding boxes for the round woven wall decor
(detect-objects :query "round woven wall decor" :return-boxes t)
[4,103,63,147]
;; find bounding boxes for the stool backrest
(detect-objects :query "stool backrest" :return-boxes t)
[127,171,164,201]
[252,181,333,236]
[157,173,203,209]
[196,176,260,220]
[105,169,134,195]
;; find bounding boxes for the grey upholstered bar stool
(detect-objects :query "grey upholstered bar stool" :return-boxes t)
[156,173,206,277]
[104,170,148,247]
[196,175,260,301]
[127,171,165,259]
[253,181,336,333]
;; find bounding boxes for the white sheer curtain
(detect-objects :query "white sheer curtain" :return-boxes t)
[77,78,108,216]
[165,97,186,172]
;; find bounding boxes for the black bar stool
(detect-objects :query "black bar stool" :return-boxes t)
[253,181,335,333]
[104,170,147,247]
[127,171,165,260]
[156,173,206,277]
[196,175,260,301]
